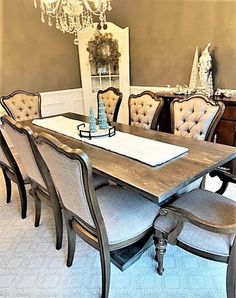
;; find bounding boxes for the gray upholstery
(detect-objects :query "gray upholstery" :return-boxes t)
[172,96,220,140]
[38,142,109,228]
[3,121,46,187]
[154,189,236,257]
[129,93,163,129]
[96,185,160,245]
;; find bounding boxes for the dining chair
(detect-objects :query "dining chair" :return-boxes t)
[170,93,225,194]
[153,188,236,298]
[97,87,122,122]
[128,91,164,130]
[0,128,29,219]
[0,90,42,121]
[1,115,109,250]
[36,132,160,298]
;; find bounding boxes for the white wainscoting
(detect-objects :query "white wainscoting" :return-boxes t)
[40,88,84,117]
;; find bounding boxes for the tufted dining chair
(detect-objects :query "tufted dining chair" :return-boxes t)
[128,91,164,130]
[36,132,160,298]
[170,94,225,194]
[97,87,122,122]
[0,90,42,122]
[0,128,29,218]
[153,189,236,298]
[1,115,109,250]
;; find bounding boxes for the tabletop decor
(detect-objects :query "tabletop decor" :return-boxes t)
[33,0,112,45]
[89,107,97,133]
[98,100,109,129]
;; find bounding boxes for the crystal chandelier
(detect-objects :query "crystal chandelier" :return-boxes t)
[33,0,112,45]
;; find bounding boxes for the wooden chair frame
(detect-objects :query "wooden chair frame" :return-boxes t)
[36,132,154,298]
[128,91,164,130]
[1,115,62,250]
[170,94,225,141]
[0,90,42,120]
[154,205,236,298]
[97,87,122,122]
[0,129,29,218]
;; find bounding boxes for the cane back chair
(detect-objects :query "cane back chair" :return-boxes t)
[128,91,164,130]
[0,90,42,122]
[36,132,160,298]
[154,188,236,298]
[97,87,122,122]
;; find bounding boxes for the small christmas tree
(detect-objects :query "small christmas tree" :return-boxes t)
[98,100,109,129]
[89,107,97,133]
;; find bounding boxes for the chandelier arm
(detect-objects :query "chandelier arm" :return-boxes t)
[83,0,104,15]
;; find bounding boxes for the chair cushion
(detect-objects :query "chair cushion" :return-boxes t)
[96,185,160,245]
[93,173,109,189]
[154,189,236,257]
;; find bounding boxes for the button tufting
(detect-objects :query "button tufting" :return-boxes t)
[187,129,191,133]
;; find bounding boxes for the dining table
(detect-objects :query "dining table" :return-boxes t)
[21,112,236,270]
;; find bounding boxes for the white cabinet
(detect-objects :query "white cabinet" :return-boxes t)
[77,22,130,124]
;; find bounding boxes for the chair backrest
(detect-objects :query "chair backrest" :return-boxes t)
[36,132,105,235]
[128,91,164,130]
[170,94,225,141]
[1,115,46,188]
[97,87,122,122]
[0,128,19,171]
[0,90,42,122]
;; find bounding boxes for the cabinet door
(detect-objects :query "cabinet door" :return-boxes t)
[77,22,130,124]
[215,120,236,146]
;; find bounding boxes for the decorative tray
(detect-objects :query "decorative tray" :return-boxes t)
[77,123,116,140]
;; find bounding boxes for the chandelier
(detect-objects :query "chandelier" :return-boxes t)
[33,0,112,45]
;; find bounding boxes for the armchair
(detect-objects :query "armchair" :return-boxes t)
[154,189,236,298]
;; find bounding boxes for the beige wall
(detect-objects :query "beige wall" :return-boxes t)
[1,0,236,95]
[1,0,81,95]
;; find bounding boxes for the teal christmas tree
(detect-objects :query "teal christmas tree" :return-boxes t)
[98,100,109,129]
[89,107,97,133]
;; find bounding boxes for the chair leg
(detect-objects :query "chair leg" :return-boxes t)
[64,211,76,267]
[99,245,111,298]
[34,194,41,228]
[2,168,11,204]
[51,199,63,250]
[216,180,229,195]
[154,230,167,275]
[226,239,236,298]
[15,180,27,219]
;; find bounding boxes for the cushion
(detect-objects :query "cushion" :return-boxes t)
[96,185,160,245]
[154,189,236,257]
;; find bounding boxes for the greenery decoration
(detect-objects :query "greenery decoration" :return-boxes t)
[87,32,121,69]
[98,100,109,129]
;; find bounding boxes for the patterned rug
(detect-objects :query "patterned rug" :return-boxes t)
[0,172,234,298]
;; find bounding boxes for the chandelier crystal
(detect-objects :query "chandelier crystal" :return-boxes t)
[34,0,112,45]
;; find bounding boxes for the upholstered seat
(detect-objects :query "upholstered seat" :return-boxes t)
[171,94,225,194]
[128,91,164,130]
[97,87,122,122]
[154,189,236,298]
[36,132,160,298]
[0,129,29,218]
[0,90,42,121]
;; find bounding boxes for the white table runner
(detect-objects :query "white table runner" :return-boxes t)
[33,116,188,166]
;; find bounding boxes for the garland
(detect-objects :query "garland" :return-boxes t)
[87,32,121,68]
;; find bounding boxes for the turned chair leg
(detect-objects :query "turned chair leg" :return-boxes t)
[99,244,111,298]
[226,238,236,298]
[2,168,11,203]
[154,231,167,275]
[64,211,76,267]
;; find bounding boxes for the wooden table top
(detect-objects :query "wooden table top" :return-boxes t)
[23,113,236,204]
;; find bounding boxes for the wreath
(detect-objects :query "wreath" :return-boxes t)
[87,32,121,69]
